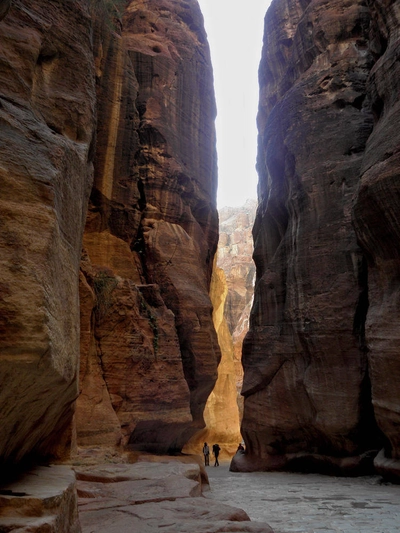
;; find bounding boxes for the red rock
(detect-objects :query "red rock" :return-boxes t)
[0,0,96,464]
[237,0,383,474]
[353,0,400,478]
[0,466,80,533]
[76,0,220,453]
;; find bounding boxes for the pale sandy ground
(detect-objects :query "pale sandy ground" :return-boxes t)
[205,461,400,533]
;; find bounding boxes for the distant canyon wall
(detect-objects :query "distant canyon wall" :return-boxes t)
[0,0,219,466]
[183,202,256,457]
[235,0,400,480]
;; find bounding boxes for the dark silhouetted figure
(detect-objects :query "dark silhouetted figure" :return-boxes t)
[212,443,221,466]
[202,442,210,466]
[237,443,245,453]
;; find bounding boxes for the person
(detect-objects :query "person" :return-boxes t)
[212,443,221,466]
[202,442,210,466]
[237,443,245,453]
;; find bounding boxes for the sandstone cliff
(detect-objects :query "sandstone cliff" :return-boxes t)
[182,202,256,458]
[0,0,96,466]
[182,260,242,458]
[219,200,257,412]
[0,0,219,468]
[234,0,400,479]
[77,0,220,454]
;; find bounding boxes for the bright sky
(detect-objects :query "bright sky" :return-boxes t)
[197,0,272,208]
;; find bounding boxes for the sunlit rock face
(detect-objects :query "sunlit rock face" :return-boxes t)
[183,201,256,458]
[76,0,220,453]
[235,0,394,475]
[0,0,96,465]
[218,200,257,415]
[353,0,400,480]
[182,261,242,458]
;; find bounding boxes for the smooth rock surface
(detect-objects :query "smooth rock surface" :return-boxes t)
[76,457,275,533]
[207,463,400,533]
[183,260,242,459]
[0,465,81,533]
[239,0,398,475]
[76,0,220,453]
[352,0,400,478]
[0,0,95,465]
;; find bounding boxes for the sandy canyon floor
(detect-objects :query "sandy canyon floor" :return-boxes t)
[206,461,400,533]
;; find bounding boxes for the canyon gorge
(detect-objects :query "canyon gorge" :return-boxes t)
[0,0,400,531]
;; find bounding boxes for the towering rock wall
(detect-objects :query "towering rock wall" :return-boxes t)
[353,0,400,479]
[77,0,220,453]
[218,200,257,409]
[182,201,256,457]
[0,0,96,466]
[235,0,400,478]
[182,260,242,458]
[0,0,219,466]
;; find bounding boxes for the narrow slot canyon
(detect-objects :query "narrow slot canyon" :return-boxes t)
[1,0,400,532]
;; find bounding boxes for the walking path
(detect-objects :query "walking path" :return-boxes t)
[205,462,400,533]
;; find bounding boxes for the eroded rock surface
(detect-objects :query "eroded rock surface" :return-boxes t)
[353,0,400,478]
[183,261,242,458]
[236,0,400,475]
[76,0,220,453]
[219,200,257,413]
[76,456,275,533]
[0,465,81,533]
[0,0,219,470]
[0,0,96,465]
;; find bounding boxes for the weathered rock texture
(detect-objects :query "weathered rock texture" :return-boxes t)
[183,202,256,458]
[76,456,275,533]
[182,261,242,458]
[0,0,96,466]
[235,0,400,477]
[0,466,81,533]
[0,0,219,468]
[76,0,220,453]
[353,0,400,480]
[219,200,257,414]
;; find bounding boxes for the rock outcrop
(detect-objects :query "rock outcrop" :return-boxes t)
[0,466,81,533]
[76,456,275,533]
[219,200,257,413]
[183,201,256,457]
[235,0,400,478]
[182,261,242,458]
[76,0,220,454]
[0,0,96,466]
[0,0,219,471]
[353,0,400,480]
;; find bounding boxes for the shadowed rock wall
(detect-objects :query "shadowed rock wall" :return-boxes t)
[353,0,400,480]
[76,0,220,453]
[0,0,96,466]
[0,0,219,466]
[234,0,400,478]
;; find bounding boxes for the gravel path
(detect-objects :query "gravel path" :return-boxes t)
[205,462,400,533]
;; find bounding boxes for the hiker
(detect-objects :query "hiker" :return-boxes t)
[202,442,210,466]
[212,443,221,466]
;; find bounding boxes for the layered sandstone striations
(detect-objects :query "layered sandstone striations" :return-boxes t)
[0,0,96,465]
[0,0,218,468]
[235,0,391,474]
[353,0,400,479]
[76,0,220,453]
